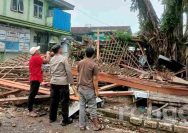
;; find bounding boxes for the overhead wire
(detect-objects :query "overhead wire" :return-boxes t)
[75,7,111,27]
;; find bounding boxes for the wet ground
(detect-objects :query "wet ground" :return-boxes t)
[0,107,137,133]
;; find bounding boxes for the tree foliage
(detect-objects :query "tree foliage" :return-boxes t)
[116,31,132,43]
[161,0,182,34]
[128,0,187,64]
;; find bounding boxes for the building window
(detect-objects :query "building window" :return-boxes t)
[34,0,43,19]
[34,36,41,43]
[11,0,24,13]
[19,0,24,12]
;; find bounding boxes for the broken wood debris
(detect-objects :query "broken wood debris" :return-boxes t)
[99,84,119,91]
[98,40,151,77]
[0,78,79,101]
[0,89,20,98]
[152,103,169,114]
[99,91,133,97]
[71,68,188,96]
[0,95,50,105]
[0,45,187,111]
[0,54,79,102]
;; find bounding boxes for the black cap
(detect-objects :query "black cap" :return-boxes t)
[51,44,61,54]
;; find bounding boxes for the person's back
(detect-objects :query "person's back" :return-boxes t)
[29,54,43,83]
[49,44,74,125]
[50,54,70,85]
[28,46,50,117]
[77,47,103,131]
[78,58,98,88]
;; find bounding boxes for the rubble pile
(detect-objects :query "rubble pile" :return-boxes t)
[0,40,187,125]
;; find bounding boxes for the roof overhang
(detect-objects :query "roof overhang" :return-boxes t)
[48,0,75,10]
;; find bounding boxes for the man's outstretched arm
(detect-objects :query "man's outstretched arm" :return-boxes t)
[43,51,51,64]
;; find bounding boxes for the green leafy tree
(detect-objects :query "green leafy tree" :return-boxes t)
[116,31,132,43]
[128,0,187,64]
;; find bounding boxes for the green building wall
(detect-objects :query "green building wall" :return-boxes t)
[0,0,48,25]
[0,0,71,61]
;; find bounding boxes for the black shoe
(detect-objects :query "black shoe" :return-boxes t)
[61,119,73,126]
[49,119,56,123]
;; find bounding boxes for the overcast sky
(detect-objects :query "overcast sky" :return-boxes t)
[66,0,164,33]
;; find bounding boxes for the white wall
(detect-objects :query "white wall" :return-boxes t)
[30,29,38,48]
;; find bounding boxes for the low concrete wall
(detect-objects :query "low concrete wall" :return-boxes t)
[98,108,188,133]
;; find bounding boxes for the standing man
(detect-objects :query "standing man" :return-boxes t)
[28,46,50,117]
[77,47,103,131]
[49,44,74,126]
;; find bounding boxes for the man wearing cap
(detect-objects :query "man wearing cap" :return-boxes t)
[49,44,74,126]
[28,46,50,117]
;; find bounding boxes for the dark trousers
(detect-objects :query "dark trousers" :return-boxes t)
[49,84,70,122]
[28,81,40,112]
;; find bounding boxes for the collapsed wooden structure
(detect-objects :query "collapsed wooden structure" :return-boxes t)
[72,68,188,96]
[99,39,151,76]
[70,38,188,98]
[0,38,187,105]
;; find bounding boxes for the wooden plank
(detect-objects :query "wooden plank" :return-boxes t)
[99,84,119,91]
[120,64,148,74]
[99,91,133,97]
[99,73,188,96]
[71,67,188,96]
[4,78,29,81]
[0,79,49,94]
[152,103,169,114]
[0,89,20,98]
[0,79,79,101]
[0,95,50,104]
[171,77,188,85]
[0,86,14,91]
[147,99,152,117]
[71,85,79,97]
[149,94,188,104]
[0,66,28,69]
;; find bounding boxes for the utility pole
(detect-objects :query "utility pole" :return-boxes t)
[186,44,188,80]
[97,29,100,60]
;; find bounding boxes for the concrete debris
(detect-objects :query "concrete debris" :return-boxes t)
[130,117,143,126]
[174,125,188,133]
[144,120,157,129]
[11,123,16,127]
[158,122,173,132]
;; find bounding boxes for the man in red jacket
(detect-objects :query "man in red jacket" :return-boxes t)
[28,46,50,117]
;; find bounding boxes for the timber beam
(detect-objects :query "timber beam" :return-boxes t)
[72,68,188,96]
